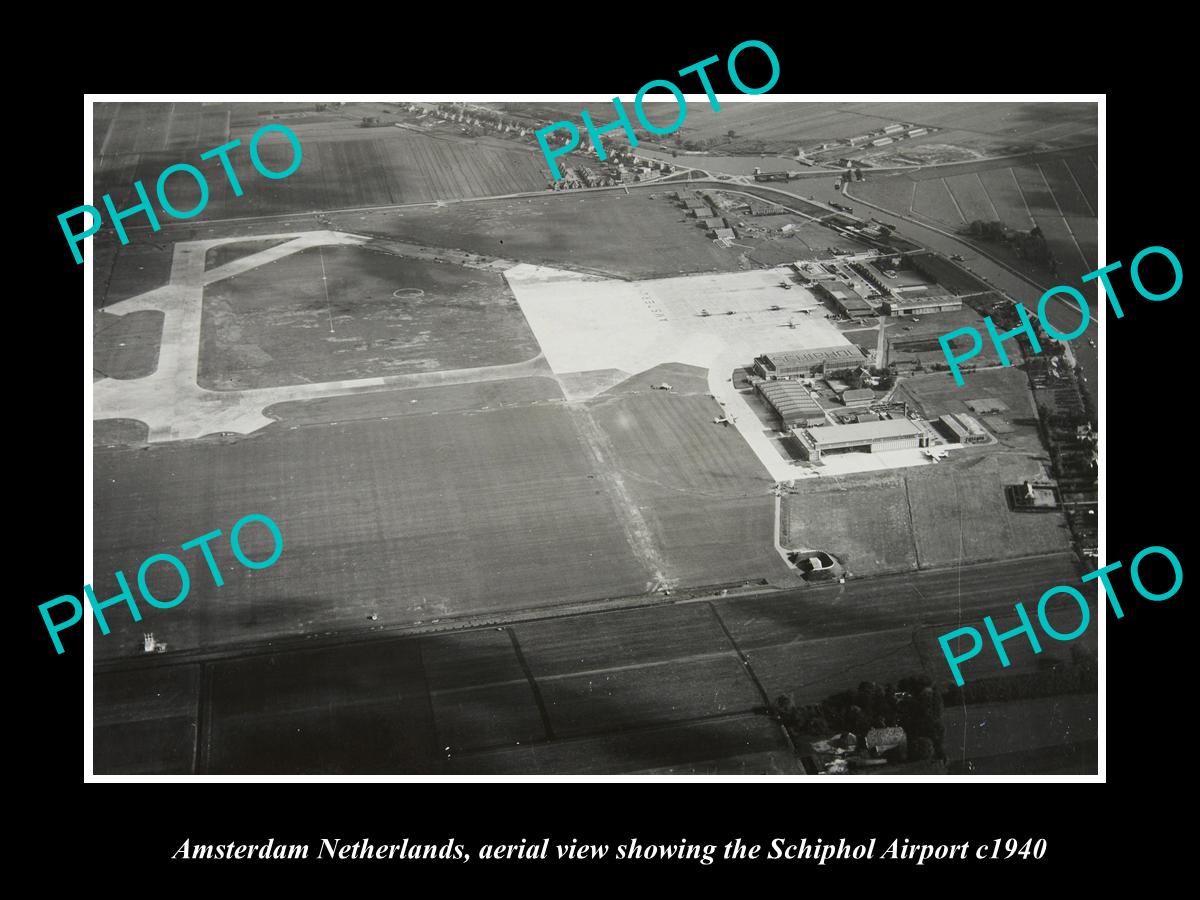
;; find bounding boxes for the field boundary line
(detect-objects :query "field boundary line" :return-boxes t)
[1037,163,1091,273]
[506,629,556,741]
[706,602,798,756]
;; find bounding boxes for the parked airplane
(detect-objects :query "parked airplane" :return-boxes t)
[923,448,949,462]
[713,415,736,426]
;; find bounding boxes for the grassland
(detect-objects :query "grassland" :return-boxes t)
[585,379,792,588]
[94,310,162,380]
[783,369,1070,574]
[93,234,176,308]
[887,311,1011,376]
[781,472,918,577]
[896,368,1044,454]
[328,192,741,279]
[713,553,1085,703]
[903,456,1071,567]
[205,238,292,270]
[198,244,540,389]
[93,397,651,662]
[264,376,563,427]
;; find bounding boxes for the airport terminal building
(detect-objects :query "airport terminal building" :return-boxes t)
[883,295,963,316]
[753,346,868,379]
[792,418,926,462]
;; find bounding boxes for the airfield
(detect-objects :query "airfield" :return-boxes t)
[505,262,944,480]
[91,100,1097,775]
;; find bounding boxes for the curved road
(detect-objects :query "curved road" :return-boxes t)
[682,175,1098,413]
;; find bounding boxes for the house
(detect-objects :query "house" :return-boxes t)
[865,726,907,757]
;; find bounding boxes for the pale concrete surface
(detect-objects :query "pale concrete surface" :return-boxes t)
[94,231,549,442]
[505,263,941,481]
[503,263,845,385]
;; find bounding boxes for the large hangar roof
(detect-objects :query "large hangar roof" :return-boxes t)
[802,418,921,444]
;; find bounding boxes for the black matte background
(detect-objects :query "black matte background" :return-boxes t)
[20,21,1188,885]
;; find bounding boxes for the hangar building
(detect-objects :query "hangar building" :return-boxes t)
[755,379,826,428]
[936,412,989,445]
[812,282,875,318]
[753,346,867,379]
[792,418,926,462]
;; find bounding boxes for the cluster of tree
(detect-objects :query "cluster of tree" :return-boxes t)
[771,675,947,761]
[946,647,1097,705]
[964,220,1008,241]
[964,221,1056,269]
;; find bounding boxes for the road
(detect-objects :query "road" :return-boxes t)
[107,145,1099,416]
[723,175,1099,412]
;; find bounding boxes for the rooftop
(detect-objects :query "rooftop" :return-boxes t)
[797,418,922,445]
[759,346,867,368]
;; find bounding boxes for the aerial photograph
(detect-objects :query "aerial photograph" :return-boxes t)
[91,98,1099,775]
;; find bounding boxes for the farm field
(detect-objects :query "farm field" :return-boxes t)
[94,553,1088,774]
[94,665,200,774]
[95,602,797,775]
[95,103,552,223]
[543,101,1096,158]
[749,626,926,706]
[328,192,742,279]
[851,152,1098,287]
[913,602,1098,688]
[93,400,651,662]
[913,178,965,226]
[199,244,540,389]
[943,695,1098,764]
[95,102,231,157]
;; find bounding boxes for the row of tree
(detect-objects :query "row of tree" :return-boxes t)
[772,675,947,762]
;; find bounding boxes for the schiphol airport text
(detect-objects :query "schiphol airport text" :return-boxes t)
[939,244,1182,385]
[764,837,1046,865]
